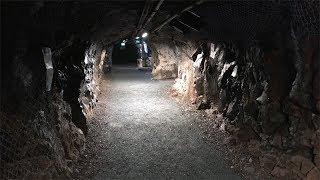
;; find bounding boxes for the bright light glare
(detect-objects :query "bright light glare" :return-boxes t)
[142,32,148,38]
[121,42,125,46]
[135,36,140,40]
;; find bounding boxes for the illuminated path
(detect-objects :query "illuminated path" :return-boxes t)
[73,65,241,179]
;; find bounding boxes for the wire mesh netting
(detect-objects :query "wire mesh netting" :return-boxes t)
[289,0,320,37]
[193,0,319,41]
[0,114,50,179]
[0,95,57,179]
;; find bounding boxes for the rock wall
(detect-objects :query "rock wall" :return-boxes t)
[151,42,178,79]
[0,34,113,179]
[150,28,198,82]
[172,27,320,178]
[79,43,107,117]
[0,2,135,178]
[0,94,85,179]
[0,42,86,178]
[0,8,107,178]
[172,56,197,102]
[0,35,111,179]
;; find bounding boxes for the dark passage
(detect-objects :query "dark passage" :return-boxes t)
[112,40,139,65]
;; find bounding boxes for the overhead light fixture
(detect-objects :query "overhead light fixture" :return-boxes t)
[141,32,148,38]
[120,39,126,47]
[135,36,140,40]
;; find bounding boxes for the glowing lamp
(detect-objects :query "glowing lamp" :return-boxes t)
[142,32,148,38]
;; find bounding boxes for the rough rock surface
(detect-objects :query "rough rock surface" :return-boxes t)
[0,3,115,177]
[0,91,85,179]
[79,43,107,117]
[151,42,178,80]
[166,20,320,180]
[0,19,87,177]
[150,28,198,81]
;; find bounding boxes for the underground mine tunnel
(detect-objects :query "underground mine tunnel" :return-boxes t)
[0,0,319,179]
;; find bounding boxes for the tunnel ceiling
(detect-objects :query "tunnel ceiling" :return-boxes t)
[191,1,319,41]
[2,0,319,50]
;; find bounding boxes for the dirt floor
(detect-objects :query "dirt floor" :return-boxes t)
[72,65,247,179]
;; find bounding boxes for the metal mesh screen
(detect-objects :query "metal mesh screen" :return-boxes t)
[194,0,319,41]
[0,95,54,179]
[0,114,38,179]
[289,0,320,37]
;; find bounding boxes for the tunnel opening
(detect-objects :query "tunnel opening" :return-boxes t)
[1,1,319,179]
[112,36,152,69]
[112,39,139,65]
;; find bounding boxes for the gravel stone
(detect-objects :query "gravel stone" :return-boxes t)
[72,66,241,179]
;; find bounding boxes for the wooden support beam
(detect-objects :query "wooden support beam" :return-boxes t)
[136,0,152,30]
[151,0,205,33]
[178,20,199,32]
[138,0,165,35]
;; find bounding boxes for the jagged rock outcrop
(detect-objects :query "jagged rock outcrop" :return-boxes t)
[0,36,110,179]
[79,43,107,117]
[0,52,85,178]
[150,28,199,102]
[151,42,179,79]
[0,2,129,178]
[150,28,197,81]
[158,4,319,175]
[170,28,320,178]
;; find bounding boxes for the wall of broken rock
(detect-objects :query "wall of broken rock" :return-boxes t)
[79,43,108,117]
[0,39,87,178]
[150,28,198,83]
[0,8,105,179]
[150,40,178,79]
[0,35,110,179]
[150,28,222,104]
[0,34,110,178]
[52,40,110,135]
[0,2,139,178]
[150,28,201,103]
[0,1,141,179]
[170,27,320,178]
[212,35,319,144]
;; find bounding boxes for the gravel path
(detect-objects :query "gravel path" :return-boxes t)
[73,66,241,179]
